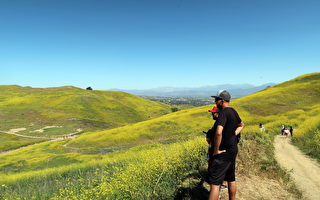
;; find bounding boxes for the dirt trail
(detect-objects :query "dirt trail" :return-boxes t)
[274,135,320,200]
[0,136,73,156]
[0,134,69,156]
[4,128,82,140]
[0,128,82,156]
[0,142,45,156]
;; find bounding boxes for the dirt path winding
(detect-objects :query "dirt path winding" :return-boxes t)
[0,142,45,156]
[0,128,82,156]
[3,128,82,140]
[274,135,320,200]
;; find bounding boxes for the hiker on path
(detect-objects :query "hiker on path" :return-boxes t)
[208,90,244,200]
[281,125,285,135]
[259,123,265,132]
[289,126,293,137]
[284,128,289,136]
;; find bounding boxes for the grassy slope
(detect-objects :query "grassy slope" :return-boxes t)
[235,72,320,115]
[291,110,320,161]
[67,73,320,152]
[1,73,318,175]
[0,73,319,199]
[66,107,211,152]
[0,85,172,136]
[236,72,320,161]
[0,106,212,174]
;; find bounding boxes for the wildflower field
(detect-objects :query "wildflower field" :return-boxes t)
[1,137,207,199]
[0,73,319,199]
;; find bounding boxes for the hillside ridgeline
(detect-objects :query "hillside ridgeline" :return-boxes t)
[0,85,172,138]
[0,73,319,199]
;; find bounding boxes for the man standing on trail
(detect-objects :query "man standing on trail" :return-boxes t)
[208,90,244,200]
[207,106,228,189]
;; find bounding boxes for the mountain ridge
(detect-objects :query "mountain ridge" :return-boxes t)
[111,82,276,98]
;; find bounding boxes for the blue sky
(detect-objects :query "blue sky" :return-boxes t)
[0,0,319,90]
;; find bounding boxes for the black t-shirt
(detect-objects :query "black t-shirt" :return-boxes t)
[207,121,218,140]
[216,107,242,152]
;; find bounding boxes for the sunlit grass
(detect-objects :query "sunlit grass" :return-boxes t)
[0,72,319,199]
[0,132,47,152]
[0,85,172,135]
[1,137,207,200]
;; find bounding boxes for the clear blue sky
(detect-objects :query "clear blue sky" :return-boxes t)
[1,0,319,90]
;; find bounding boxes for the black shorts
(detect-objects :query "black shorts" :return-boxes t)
[208,152,237,185]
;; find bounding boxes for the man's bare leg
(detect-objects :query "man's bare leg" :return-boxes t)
[209,184,220,200]
[227,181,236,200]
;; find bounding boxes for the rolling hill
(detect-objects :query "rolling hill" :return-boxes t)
[0,85,172,137]
[235,72,320,115]
[0,72,319,199]
[67,73,320,153]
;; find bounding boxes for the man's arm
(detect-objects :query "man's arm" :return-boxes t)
[213,125,226,156]
[235,122,245,135]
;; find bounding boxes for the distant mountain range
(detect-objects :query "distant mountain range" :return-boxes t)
[111,83,276,99]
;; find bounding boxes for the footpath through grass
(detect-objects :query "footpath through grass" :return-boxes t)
[0,132,47,153]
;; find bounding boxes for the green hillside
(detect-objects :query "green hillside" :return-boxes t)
[66,106,211,153]
[235,72,320,115]
[66,73,320,153]
[0,85,172,136]
[0,132,47,152]
[0,73,319,199]
[2,73,318,175]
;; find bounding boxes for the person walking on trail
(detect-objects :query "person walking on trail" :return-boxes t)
[281,124,285,135]
[208,90,244,200]
[289,126,293,137]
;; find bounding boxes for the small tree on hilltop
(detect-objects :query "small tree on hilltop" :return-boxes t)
[171,107,179,112]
